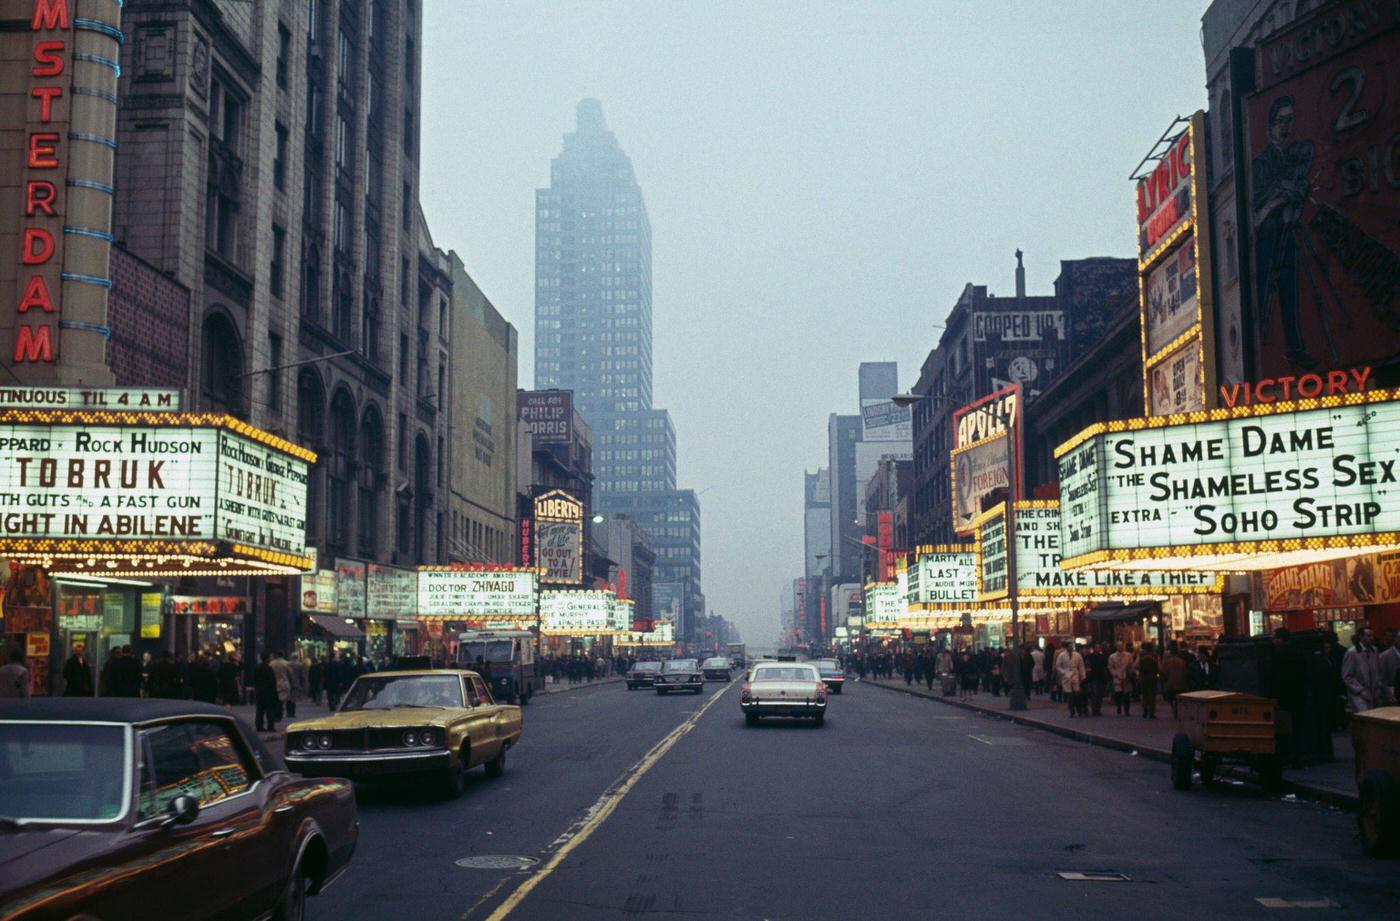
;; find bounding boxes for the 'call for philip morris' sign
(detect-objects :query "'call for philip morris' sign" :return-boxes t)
[1056,392,1400,568]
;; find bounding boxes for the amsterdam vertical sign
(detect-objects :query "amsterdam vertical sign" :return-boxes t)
[3,0,123,384]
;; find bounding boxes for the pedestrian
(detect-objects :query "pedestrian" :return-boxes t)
[324,651,345,711]
[62,643,94,697]
[217,655,241,708]
[924,651,937,691]
[148,651,183,699]
[1108,641,1133,716]
[1342,627,1383,714]
[903,651,915,686]
[957,652,978,701]
[1138,642,1160,719]
[1380,630,1400,706]
[308,656,324,704]
[99,647,119,697]
[190,654,218,703]
[1056,643,1085,716]
[108,645,143,698]
[0,646,29,698]
[1030,646,1046,695]
[288,653,307,718]
[254,651,280,732]
[270,650,293,719]
[1162,641,1191,720]
[1085,643,1108,716]
[1019,645,1034,700]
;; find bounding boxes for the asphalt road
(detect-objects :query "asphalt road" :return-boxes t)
[307,678,1394,921]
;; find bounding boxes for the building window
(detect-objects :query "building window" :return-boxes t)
[402,182,412,231]
[416,330,428,397]
[402,106,414,157]
[297,369,325,541]
[205,185,238,261]
[358,410,383,557]
[404,35,414,84]
[200,314,244,417]
[303,165,322,228]
[364,293,381,365]
[301,239,321,320]
[397,411,407,469]
[276,23,290,89]
[334,267,353,342]
[337,29,353,94]
[398,333,409,385]
[327,390,356,549]
[335,112,350,172]
[270,223,286,298]
[267,333,282,412]
[333,199,351,254]
[274,122,288,190]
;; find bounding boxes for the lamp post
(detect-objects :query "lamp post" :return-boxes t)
[892,389,1026,712]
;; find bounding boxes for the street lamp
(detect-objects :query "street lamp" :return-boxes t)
[891,389,1027,712]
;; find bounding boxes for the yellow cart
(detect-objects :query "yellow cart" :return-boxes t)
[1351,706,1400,857]
[1171,690,1282,793]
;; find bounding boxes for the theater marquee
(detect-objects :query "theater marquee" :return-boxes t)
[1055,389,1400,571]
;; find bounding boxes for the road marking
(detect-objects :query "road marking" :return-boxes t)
[1057,871,1131,882]
[1256,898,1338,909]
[968,734,1030,746]
[467,679,735,921]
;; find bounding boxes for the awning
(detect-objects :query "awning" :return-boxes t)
[308,615,365,639]
[1085,603,1157,624]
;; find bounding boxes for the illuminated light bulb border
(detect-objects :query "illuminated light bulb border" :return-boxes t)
[0,410,317,463]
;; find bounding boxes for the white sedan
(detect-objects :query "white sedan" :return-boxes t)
[740,661,827,726]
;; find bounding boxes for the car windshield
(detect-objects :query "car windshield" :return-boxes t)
[458,640,513,664]
[0,724,128,823]
[340,675,464,711]
[753,666,819,682]
[662,659,698,673]
[703,658,729,668]
[632,661,662,673]
[815,660,840,675]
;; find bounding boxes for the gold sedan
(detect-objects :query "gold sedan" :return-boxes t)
[285,669,522,797]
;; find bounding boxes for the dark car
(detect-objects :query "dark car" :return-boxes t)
[701,657,732,681]
[813,658,845,694]
[0,699,358,921]
[626,660,663,690]
[654,659,704,695]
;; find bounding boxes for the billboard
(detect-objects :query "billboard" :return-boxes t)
[0,419,310,559]
[1243,12,1400,382]
[335,558,367,620]
[1258,550,1400,610]
[864,582,903,627]
[1136,112,1217,416]
[540,590,617,635]
[949,384,1021,536]
[534,489,583,584]
[518,390,573,444]
[1055,389,1400,570]
[367,563,417,622]
[417,569,537,618]
[860,399,913,443]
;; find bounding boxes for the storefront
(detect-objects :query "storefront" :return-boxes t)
[1253,550,1400,645]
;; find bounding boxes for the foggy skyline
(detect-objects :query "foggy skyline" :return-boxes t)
[420,1,1210,645]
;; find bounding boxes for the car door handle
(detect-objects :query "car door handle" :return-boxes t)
[273,805,294,814]
[211,827,237,838]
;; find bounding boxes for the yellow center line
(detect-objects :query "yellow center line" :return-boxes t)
[467,680,735,921]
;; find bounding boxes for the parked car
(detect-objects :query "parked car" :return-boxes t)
[285,669,522,798]
[626,660,663,690]
[0,698,357,921]
[701,657,733,681]
[654,659,704,695]
[741,661,827,726]
[813,658,845,694]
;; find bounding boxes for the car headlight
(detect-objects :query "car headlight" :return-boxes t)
[317,734,332,749]
[403,731,418,747]
[420,730,436,746]
[300,734,316,750]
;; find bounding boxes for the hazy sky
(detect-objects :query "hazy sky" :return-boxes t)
[420,1,1209,646]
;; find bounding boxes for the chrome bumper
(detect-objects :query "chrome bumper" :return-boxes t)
[286,748,453,779]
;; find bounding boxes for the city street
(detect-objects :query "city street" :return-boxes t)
[307,679,1392,921]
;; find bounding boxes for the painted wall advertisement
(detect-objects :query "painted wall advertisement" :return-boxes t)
[950,385,1021,536]
[860,399,913,443]
[335,558,367,620]
[299,570,338,613]
[1056,393,1400,565]
[518,390,574,444]
[0,423,309,557]
[417,570,537,618]
[1244,10,1400,381]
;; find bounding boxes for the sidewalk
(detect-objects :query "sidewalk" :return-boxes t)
[237,675,624,741]
[863,677,1358,809]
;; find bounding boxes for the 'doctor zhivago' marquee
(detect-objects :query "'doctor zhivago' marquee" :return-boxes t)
[1055,388,1400,571]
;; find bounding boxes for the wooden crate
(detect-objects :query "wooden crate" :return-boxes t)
[1351,706,1400,789]
[1178,690,1277,755]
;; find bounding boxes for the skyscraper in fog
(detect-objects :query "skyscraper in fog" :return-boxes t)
[535,100,703,640]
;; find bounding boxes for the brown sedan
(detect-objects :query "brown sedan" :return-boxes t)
[0,698,358,921]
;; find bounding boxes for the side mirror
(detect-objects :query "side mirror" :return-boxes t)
[163,794,200,828]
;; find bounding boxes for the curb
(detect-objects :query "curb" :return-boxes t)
[863,678,1358,811]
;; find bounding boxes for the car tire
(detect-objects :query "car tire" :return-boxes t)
[273,859,308,921]
[834,686,842,694]
[656,688,667,695]
[485,746,506,779]
[521,687,532,705]
[442,748,468,799]
[813,713,825,727]
[745,713,759,727]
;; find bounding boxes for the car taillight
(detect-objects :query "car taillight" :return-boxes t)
[815,683,827,702]
[741,683,752,701]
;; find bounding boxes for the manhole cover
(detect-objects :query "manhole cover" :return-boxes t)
[1057,871,1131,881]
[454,855,540,871]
